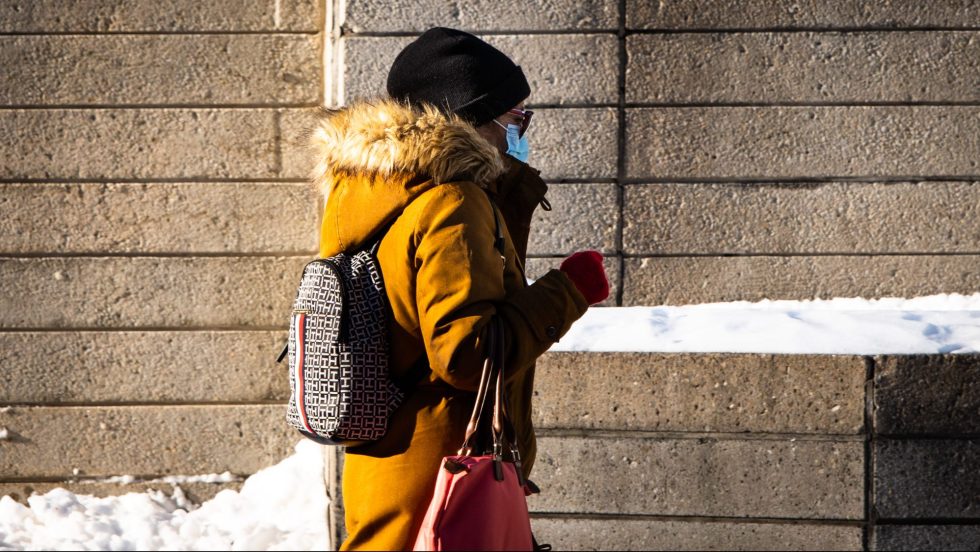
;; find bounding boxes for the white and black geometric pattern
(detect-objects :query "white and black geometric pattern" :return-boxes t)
[285,243,405,445]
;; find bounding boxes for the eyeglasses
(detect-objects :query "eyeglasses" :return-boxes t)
[505,108,534,137]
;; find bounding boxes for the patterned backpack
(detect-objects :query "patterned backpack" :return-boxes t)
[275,230,405,446]
[277,193,506,446]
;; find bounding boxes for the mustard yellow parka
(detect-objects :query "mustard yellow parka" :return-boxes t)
[310,99,589,551]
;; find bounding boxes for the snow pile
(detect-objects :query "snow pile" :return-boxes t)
[553,292,980,354]
[0,440,328,551]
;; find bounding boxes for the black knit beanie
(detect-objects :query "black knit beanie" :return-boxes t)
[386,27,530,126]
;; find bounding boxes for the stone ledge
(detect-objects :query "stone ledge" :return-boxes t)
[526,435,864,519]
[532,352,865,434]
[0,35,320,106]
[874,439,980,519]
[875,355,980,435]
[623,255,980,305]
[625,106,980,179]
[0,0,319,32]
[0,183,319,254]
[343,0,618,32]
[872,524,980,552]
[0,405,296,479]
[531,516,862,551]
[627,0,980,29]
[623,181,980,255]
[0,331,290,403]
[627,32,979,103]
[0,256,307,328]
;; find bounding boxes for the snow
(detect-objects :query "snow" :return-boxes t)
[0,440,328,551]
[551,292,980,354]
[1,292,978,550]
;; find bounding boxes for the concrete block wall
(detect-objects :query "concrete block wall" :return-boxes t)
[0,1,323,501]
[1,2,978,551]
[325,352,980,551]
[330,0,980,307]
[324,1,980,550]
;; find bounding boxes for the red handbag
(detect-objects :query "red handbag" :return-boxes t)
[413,317,547,551]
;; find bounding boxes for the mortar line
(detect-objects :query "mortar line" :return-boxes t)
[338,29,620,37]
[621,176,980,184]
[0,30,319,36]
[4,101,976,110]
[874,518,980,525]
[626,26,980,34]
[317,0,327,108]
[614,0,627,307]
[2,176,976,185]
[0,474,250,484]
[611,251,980,258]
[863,355,876,551]
[272,110,283,176]
[534,428,864,441]
[328,26,980,36]
[0,103,322,109]
[0,178,311,184]
[0,252,315,258]
[0,401,287,408]
[528,511,865,526]
[0,326,289,332]
[621,100,980,108]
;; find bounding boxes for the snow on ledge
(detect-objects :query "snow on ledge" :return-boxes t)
[551,293,980,355]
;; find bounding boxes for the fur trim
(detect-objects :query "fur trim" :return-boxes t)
[309,98,505,198]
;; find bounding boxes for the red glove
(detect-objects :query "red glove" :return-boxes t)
[559,250,609,305]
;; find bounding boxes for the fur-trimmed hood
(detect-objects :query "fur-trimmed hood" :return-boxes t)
[310,98,506,254]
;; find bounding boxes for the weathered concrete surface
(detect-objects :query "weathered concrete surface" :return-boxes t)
[525,436,864,519]
[623,255,980,306]
[278,107,321,180]
[343,0,618,32]
[628,32,980,103]
[280,106,618,181]
[531,517,862,551]
[529,183,618,256]
[0,481,243,506]
[0,109,284,180]
[0,257,306,328]
[525,108,618,180]
[623,181,980,254]
[627,0,980,29]
[0,331,290,403]
[625,107,980,179]
[0,183,319,254]
[532,353,865,434]
[0,0,319,31]
[524,256,619,307]
[874,439,980,519]
[875,355,980,435]
[872,524,980,551]
[0,405,295,478]
[0,35,320,105]
[343,34,618,105]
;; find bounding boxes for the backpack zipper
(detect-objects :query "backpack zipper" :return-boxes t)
[315,258,349,342]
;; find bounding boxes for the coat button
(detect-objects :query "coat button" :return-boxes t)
[545,325,558,340]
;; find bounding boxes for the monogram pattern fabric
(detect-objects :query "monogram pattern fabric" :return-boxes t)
[285,245,405,443]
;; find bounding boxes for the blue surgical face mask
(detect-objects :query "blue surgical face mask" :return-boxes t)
[493,119,529,163]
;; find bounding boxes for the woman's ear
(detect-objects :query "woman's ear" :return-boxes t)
[475,120,507,155]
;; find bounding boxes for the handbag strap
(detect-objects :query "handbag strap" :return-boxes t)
[457,317,527,485]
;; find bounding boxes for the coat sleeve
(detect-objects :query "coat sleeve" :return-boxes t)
[413,184,590,392]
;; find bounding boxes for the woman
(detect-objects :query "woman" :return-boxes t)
[310,27,610,551]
